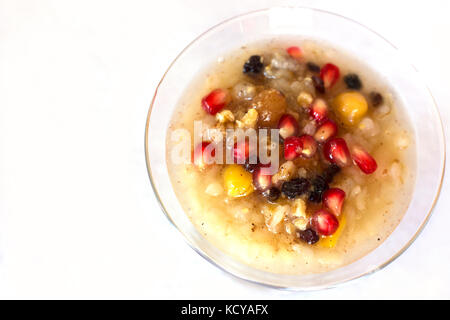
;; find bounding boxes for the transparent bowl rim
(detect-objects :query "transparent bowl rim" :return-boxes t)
[144,6,446,291]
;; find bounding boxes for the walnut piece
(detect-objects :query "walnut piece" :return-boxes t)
[215,109,235,123]
[236,108,258,129]
[267,205,290,233]
[297,91,313,108]
[272,161,296,187]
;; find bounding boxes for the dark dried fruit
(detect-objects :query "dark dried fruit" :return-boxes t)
[243,162,258,173]
[312,175,329,193]
[308,175,329,203]
[306,62,320,73]
[308,191,322,203]
[262,187,281,202]
[312,75,325,94]
[369,91,383,107]
[323,164,341,183]
[243,55,264,75]
[297,228,319,244]
[281,178,310,199]
[344,73,362,90]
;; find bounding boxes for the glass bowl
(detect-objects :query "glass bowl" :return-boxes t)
[145,7,445,290]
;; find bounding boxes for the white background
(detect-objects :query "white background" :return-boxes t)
[0,0,449,299]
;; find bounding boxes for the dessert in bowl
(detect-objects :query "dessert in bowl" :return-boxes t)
[146,8,444,289]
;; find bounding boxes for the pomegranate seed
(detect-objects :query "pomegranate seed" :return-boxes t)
[201,89,229,115]
[298,135,317,158]
[278,114,299,139]
[314,119,338,143]
[311,209,339,236]
[320,63,340,89]
[284,136,302,160]
[323,188,346,217]
[287,46,303,59]
[310,98,328,122]
[233,140,250,164]
[351,145,378,174]
[192,142,215,169]
[253,164,273,191]
[323,138,351,167]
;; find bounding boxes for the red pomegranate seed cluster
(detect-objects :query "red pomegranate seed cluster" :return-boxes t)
[320,63,340,89]
[253,164,273,192]
[201,88,230,115]
[287,46,303,60]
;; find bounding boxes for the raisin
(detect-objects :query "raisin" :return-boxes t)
[344,73,362,90]
[312,75,325,94]
[243,162,258,173]
[281,178,310,199]
[308,175,329,203]
[306,62,320,73]
[262,187,281,202]
[308,191,322,203]
[370,91,383,107]
[323,164,341,183]
[312,175,329,192]
[297,228,319,244]
[243,55,264,75]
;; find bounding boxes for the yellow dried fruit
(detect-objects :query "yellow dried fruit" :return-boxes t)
[223,164,254,197]
[252,89,287,127]
[333,91,368,126]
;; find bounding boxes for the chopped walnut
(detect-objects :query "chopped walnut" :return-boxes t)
[215,109,235,123]
[293,217,308,231]
[292,198,307,218]
[291,199,308,231]
[272,161,296,187]
[236,108,258,129]
[267,205,290,233]
[297,91,313,108]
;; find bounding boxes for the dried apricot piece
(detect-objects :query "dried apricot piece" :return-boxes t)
[252,89,287,127]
